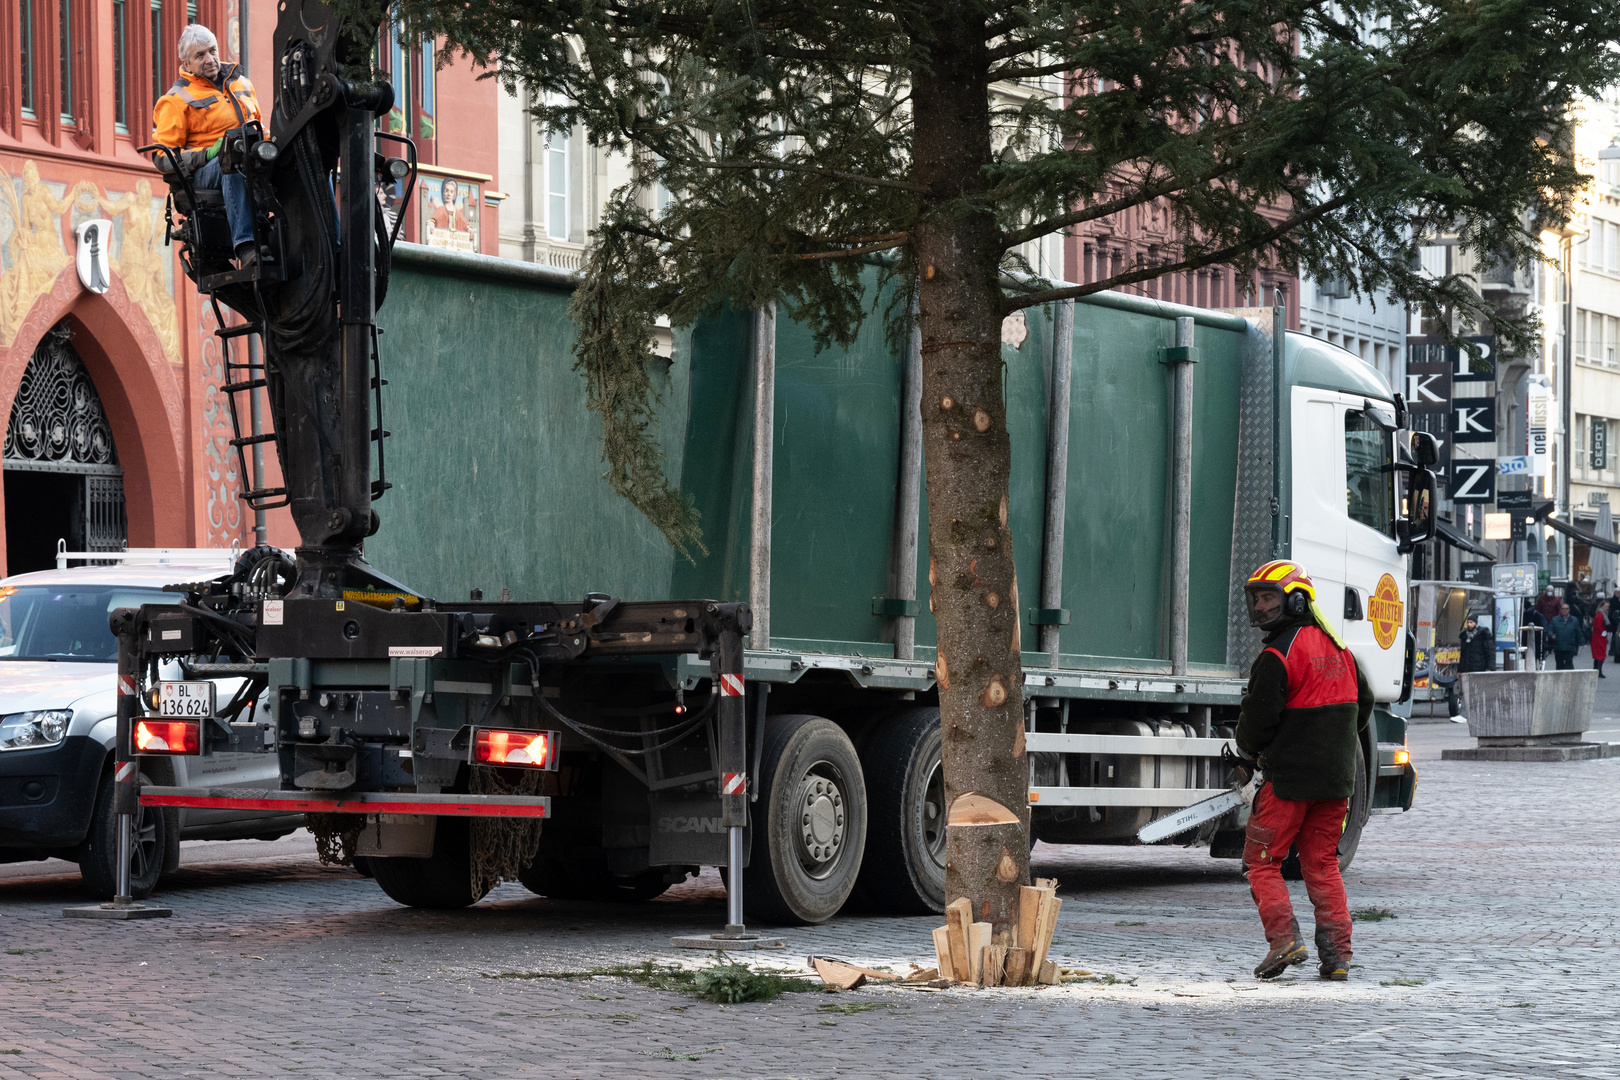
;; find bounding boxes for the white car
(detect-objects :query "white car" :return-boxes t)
[0,550,300,898]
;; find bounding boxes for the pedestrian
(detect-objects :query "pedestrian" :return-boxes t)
[1536,585,1563,624]
[1592,600,1608,678]
[1550,603,1582,670]
[1458,615,1494,674]
[1523,601,1548,666]
[1236,560,1373,983]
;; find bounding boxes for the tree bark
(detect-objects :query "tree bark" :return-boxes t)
[911,5,1029,935]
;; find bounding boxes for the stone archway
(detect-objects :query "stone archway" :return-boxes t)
[0,266,191,574]
[2,322,126,573]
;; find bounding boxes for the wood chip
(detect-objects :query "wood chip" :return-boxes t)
[1037,960,1059,985]
[968,922,991,985]
[981,944,1007,987]
[944,898,973,982]
[1004,947,1029,987]
[807,956,901,982]
[812,957,867,990]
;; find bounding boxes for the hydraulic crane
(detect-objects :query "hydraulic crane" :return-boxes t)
[110,0,764,943]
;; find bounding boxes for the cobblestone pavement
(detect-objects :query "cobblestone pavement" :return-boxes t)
[2,725,1617,1079]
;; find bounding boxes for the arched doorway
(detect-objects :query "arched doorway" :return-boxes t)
[3,322,127,574]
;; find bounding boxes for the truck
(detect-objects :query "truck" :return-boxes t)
[115,0,1427,925]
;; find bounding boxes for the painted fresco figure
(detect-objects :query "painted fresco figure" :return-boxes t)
[0,162,77,344]
[151,24,264,267]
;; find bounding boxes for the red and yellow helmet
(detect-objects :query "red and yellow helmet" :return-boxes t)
[1244,560,1315,626]
[1245,560,1316,600]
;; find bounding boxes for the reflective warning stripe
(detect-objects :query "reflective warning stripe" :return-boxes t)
[722,772,746,795]
[115,761,137,783]
[720,673,745,697]
[118,674,136,696]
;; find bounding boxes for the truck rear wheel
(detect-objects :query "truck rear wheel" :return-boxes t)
[853,708,946,914]
[369,818,490,909]
[744,714,867,924]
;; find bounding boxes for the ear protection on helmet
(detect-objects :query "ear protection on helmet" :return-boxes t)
[1285,589,1308,617]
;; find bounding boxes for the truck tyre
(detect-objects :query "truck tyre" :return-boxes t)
[852,707,946,914]
[1280,738,1370,880]
[77,768,166,900]
[744,714,867,925]
[369,818,490,909]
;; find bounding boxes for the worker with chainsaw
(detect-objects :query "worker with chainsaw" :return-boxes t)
[1236,560,1373,981]
[152,24,263,266]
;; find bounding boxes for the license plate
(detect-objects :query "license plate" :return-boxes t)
[158,681,216,718]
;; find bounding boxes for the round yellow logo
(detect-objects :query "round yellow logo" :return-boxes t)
[1369,574,1403,650]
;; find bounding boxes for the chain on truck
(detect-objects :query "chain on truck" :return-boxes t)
[109,0,1425,927]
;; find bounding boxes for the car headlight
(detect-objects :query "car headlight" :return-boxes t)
[0,710,73,751]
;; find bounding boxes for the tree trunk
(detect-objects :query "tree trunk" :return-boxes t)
[911,8,1029,935]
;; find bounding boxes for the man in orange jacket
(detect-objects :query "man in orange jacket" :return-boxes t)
[1237,560,1373,982]
[152,24,263,265]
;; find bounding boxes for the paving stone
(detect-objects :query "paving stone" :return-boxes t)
[2,725,1617,1078]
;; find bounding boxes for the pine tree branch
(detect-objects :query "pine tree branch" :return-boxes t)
[682,157,927,192]
[791,237,910,260]
[1000,162,1242,247]
[1002,194,1352,313]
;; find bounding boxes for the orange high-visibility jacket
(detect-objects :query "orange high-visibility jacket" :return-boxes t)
[152,66,262,151]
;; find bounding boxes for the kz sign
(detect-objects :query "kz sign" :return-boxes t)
[1452,397,1497,443]
[1449,459,1497,503]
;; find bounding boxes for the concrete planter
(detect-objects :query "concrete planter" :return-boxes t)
[1440,670,1613,761]
[1459,670,1596,743]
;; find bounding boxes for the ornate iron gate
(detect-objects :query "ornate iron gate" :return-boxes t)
[3,323,127,553]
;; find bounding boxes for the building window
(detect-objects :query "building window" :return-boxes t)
[545,126,569,239]
[20,0,36,117]
[58,0,74,125]
[419,37,435,141]
[113,0,128,131]
[152,0,167,102]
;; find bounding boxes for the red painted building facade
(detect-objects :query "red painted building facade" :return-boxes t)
[0,0,501,573]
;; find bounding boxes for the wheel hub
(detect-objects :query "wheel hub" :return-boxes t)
[796,770,846,875]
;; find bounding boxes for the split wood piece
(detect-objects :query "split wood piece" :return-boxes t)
[812,957,867,990]
[907,966,940,983]
[932,927,953,980]
[1016,886,1045,952]
[980,944,1008,987]
[1034,877,1058,891]
[1037,960,1059,985]
[1004,947,1030,987]
[1027,893,1062,983]
[995,928,1014,949]
[968,922,991,985]
[944,897,974,982]
[807,956,902,981]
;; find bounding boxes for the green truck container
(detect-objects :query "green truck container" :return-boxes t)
[320,243,1423,921]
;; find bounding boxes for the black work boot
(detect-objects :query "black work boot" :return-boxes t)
[1253,938,1309,980]
[1315,927,1349,981]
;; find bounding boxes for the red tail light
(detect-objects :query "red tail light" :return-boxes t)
[472,728,559,769]
[134,718,202,755]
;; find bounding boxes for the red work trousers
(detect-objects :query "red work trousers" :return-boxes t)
[1244,782,1353,961]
